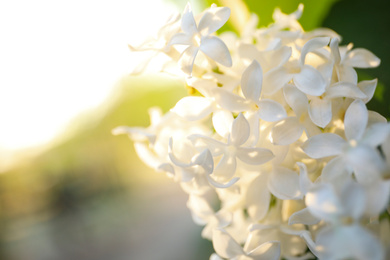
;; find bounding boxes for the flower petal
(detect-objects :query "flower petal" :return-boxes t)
[288,208,319,225]
[358,79,377,103]
[305,183,344,221]
[316,225,385,260]
[283,84,308,116]
[344,48,381,68]
[200,36,232,67]
[214,154,237,180]
[212,110,234,138]
[344,99,368,141]
[330,37,341,64]
[246,175,270,221]
[212,229,245,259]
[257,99,287,122]
[308,97,332,128]
[293,65,326,96]
[193,149,214,174]
[237,147,274,165]
[271,117,304,145]
[230,113,250,146]
[302,133,346,159]
[362,122,390,147]
[171,96,213,120]
[347,145,385,184]
[268,166,302,200]
[300,37,330,66]
[188,134,225,156]
[198,6,230,35]
[207,174,240,189]
[321,156,351,183]
[364,180,390,217]
[181,3,198,35]
[179,45,199,75]
[169,32,193,45]
[241,60,263,101]
[212,88,249,112]
[263,66,293,95]
[326,82,366,99]
[247,241,281,260]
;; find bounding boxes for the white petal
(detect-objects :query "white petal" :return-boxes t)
[305,183,344,221]
[168,138,193,168]
[321,156,351,183]
[347,145,385,184]
[358,79,377,103]
[257,99,287,122]
[212,229,245,259]
[169,32,193,45]
[344,99,368,141]
[316,225,385,260]
[302,133,346,159]
[297,162,313,195]
[339,180,366,219]
[134,142,161,169]
[207,174,239,189]
[247,241,281,260]
[181,3,198,35]
[300,37,330,66]
[171,96,213,120]
[200,36,232,67]
[212,88,249,112]
[241,60,263,101]
[231,113,250,146]
[246,175,270,221]
[338,65,357,84]
[212,110,234,138]
[214,154,237,179]
[326,82,366,99]
[271,117,304,145]
[237,147,274,165]
[188,134,225,156]
[364,180,390,217]
[193,149,214,174]
[179,45,199,75]
[209,253,223,260]
[283,84,308,116]
[362,122,390,147]
[293,65,326,96]
[198,6,230,35]
[330,37,341,64]
[268,167,302,200]
[288,208,319,225]
[263,66,293,95]
[344,48,381,68]
[308,97,332,128]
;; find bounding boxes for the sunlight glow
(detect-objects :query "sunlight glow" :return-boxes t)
[0,0,178,151]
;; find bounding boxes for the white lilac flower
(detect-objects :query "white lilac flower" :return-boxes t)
[189,113,274,181]
[302,99,390,184]
[115,3,389,260]
[169,3,232,75]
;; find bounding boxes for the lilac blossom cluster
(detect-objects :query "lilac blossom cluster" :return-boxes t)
[114,3,390,259]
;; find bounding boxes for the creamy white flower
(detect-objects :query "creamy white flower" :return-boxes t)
[169,3,232,74]
[302,99,390,184]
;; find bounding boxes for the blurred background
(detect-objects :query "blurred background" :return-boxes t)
[0,0,388,259]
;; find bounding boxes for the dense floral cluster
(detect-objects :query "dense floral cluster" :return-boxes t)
[114,3,390,259]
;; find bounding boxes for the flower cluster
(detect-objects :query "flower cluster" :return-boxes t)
[114,3,390,260]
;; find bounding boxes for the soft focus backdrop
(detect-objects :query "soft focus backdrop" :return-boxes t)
[0,0,389,259]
